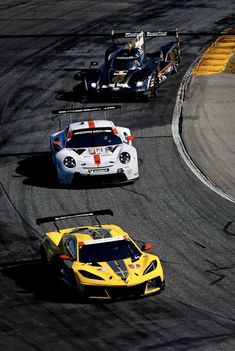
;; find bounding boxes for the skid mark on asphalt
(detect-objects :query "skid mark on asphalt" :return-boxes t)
[121,186,151,202]
[205,258,235,285]
[193,241,206,248]
[223,221,235,237]
[0,182,41,237]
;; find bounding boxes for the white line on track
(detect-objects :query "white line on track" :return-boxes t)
[172,56,235,204]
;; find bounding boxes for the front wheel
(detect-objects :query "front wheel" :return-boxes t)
[142,90,151,101]
[73,80,88,103]
[40,245,48,267]
[147,76,160,98]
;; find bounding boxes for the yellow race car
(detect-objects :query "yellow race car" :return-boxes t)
[37,210,164,300]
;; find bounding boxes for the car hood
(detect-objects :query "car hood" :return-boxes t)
[109,69,137,85]
[73,254,158,286]
[56,144,132,166]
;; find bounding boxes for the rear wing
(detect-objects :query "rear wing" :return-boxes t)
[36,209,114,231]
[52,105,121,115]
[52,105,121,128]
[111,30,180,52]
[111,30,179,39]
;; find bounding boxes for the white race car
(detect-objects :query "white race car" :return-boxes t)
[50,106,139,185]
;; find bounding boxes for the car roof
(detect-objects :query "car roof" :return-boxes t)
[68,120,115,132]
[45,224,133,247]
[68,224,128,242]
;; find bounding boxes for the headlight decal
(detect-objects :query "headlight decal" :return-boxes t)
[78,270,104,280]
[119,152,131,164]
[143,260,157,275]
[63,156,76,168]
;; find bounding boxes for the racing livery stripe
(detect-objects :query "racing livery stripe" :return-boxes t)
[88,120,95,128]
[108,260,129,280]
[94,154,101,165]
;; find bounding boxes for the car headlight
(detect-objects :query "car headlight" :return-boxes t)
[63,156,76,168]
[119,152,131,164]
[91,82,96,88]
[136,81,144,87]
[78,270,104,280]
[143,260,157,275]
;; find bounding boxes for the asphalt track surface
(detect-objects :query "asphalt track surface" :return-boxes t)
[0,1,235,350]
[182,73,235,200]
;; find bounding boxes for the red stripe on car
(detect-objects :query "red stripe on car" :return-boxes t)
[94,154,101,165]
[88,120,95,128]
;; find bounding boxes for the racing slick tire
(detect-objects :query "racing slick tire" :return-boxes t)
[142,76,159,100]
[69,276,88,302]
[40,245,48,267]
[172,56,181,73]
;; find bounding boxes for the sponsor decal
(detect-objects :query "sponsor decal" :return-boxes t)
[128,263,141,269]
[88,147,104,155]
[112,75,125,83]
[146,31,167,37]
[97,267,108,272]
[74,128,113,135]
[79,236,126,245]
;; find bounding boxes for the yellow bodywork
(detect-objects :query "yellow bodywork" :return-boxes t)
[42,224,164,299]
[46,224,128,245]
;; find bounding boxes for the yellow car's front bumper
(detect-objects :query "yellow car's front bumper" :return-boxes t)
[79,276,165,300]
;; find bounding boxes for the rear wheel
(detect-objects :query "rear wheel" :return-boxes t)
[172,55,181,73]
[153,76,160,95]
[144,76,159,99]
[40,245,49,269]
[70,276,87,301]
[173,61,179,73]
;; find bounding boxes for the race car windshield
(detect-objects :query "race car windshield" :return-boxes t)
[112,59,140,71]
[79,239,141,263]
[66,129,122,148]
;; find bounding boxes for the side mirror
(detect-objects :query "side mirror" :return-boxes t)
[89,61,98,69]
[141,242,152,251]
[58,254,71,261]
[126,135,135,142]
[53,139,61,151]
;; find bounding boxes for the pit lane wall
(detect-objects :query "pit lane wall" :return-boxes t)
[172,31,235,203]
